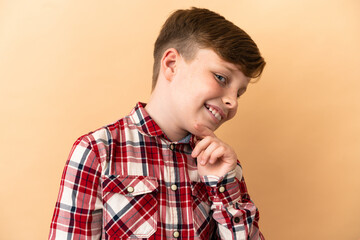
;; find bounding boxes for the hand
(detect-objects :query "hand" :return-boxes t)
[191,124,238,177]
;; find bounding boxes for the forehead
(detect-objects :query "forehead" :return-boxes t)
[190,48,239,70]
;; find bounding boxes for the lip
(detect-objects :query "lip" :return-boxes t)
[204,103,227,121]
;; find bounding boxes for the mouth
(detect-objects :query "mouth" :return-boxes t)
[204,104,224,122]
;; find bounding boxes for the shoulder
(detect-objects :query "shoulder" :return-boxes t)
[78,115,133,145]
[69,116,127,158]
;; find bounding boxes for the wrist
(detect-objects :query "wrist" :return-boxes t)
[197,163,237,178]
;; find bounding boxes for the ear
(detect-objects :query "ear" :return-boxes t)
[161,48,180,81]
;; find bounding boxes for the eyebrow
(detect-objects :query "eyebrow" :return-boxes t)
[223,64,239,73]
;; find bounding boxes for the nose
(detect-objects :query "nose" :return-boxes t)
[222,92,238,109]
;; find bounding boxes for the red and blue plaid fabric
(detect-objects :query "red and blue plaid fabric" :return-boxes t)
[49,102,264,239]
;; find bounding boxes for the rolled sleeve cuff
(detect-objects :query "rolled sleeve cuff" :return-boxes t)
[200,169,241,208]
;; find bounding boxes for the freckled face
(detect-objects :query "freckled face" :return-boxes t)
[168,48,250,136]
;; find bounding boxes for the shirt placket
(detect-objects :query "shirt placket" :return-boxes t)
[167,142,181,238]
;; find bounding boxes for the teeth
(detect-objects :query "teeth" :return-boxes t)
[205,105,222,121]
[214,112,221,121]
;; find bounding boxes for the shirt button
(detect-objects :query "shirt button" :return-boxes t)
[171,184,178,191]
[219,186,226,193]
[173,231,180,238]
[127,186,134,193]
[169,143,175,151]
[233,217,241,224]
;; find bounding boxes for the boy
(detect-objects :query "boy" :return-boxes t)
[49,7,266,240]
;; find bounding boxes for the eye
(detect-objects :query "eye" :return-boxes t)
[214,73,226,84]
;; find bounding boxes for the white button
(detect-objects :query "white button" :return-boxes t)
[127,186,134,193]
[219,186,226,193]
[171,184,178,191]
[169,143,175,151]
[173,231,180,238]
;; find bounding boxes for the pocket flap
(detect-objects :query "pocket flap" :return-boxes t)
[102,175,158,196]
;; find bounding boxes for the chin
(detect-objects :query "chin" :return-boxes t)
[212,125,220,131]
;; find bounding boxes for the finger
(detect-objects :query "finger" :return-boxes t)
[200,141,220,164]
[191,136,213,158]
[193,123,216,139]
[208,146,226,164]
[197,151,206,166]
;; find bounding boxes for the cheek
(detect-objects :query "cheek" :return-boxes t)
[227,109,237,120]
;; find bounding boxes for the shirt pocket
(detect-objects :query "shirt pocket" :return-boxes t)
[101,175,158,239]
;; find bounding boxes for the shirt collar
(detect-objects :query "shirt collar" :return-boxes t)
[129,102,166,138]
[129,102,196,147]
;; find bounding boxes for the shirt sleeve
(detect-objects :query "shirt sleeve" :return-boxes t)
[201,162,264,240]
[49,135,103,240]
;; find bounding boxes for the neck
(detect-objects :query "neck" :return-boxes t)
[145,87,188,142]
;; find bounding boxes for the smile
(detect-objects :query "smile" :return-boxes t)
[205,104,222,121]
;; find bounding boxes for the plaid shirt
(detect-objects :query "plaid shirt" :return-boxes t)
[49,102,264,240]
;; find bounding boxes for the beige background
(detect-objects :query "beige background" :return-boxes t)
[1,0,359,239]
